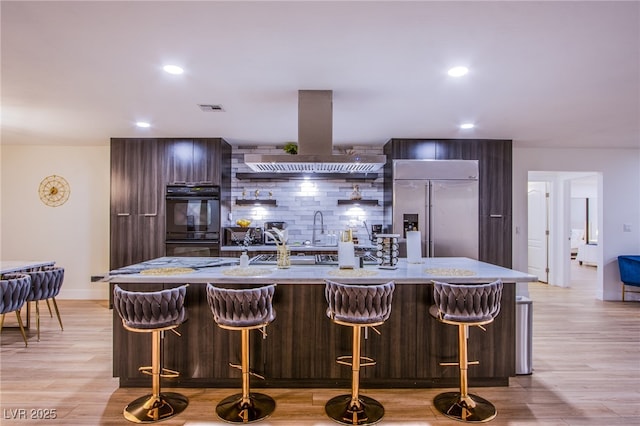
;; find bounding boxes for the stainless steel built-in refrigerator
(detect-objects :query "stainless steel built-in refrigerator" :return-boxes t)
[392,159,479,259]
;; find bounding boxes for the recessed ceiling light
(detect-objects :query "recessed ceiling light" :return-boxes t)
[136,121,151,128]
[448,66,469,77]
[459,123,475,130]
[163,65,184,75]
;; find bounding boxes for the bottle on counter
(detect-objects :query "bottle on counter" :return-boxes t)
[338,229,355,269]
[327,230,337,246]
[239,251,249,268]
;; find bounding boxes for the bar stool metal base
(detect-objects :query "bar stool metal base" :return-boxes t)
[325,394,384,425]
[216,392,276,423]
[123,392,189,423]
[433,391,497,423]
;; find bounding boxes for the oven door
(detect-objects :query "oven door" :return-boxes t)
[166,196,220,241]
[165,241,220,257]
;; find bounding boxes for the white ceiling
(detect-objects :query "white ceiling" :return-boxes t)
[2,1,638,149]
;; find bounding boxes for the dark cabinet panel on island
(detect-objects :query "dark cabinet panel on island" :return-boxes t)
[113,282,515,388]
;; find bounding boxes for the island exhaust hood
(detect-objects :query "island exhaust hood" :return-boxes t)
[244,90,386,173]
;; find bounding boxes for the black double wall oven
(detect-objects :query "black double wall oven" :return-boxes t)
[165,184,220,257]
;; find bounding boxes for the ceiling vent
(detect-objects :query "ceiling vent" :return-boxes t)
[198,104,224,112]
[244,90,386,174]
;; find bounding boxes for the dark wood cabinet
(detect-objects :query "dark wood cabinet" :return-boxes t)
[110,138,231,270]
[480,214,512,267]
[110,139,165,269]
[478,140,512,217]
[165,138,226,185]
[383,138,512,267]
[363,281,515,383]
[111,138,163,216]
[113,281,515,388]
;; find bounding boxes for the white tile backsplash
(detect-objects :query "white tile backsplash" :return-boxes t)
[229,145,384,244]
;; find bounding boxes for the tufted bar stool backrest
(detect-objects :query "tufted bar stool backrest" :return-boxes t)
[0,273,31,315]
[325,280,396,325]
[113,285,188,331]
[27,266,64,302]
[206,284,276,329]
[432,280,503,323]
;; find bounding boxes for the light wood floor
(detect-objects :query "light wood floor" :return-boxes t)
[1,262,638,425]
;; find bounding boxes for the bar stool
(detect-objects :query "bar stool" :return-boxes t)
[430,280,503,423]
[113,285,189,423]
[324,280,395,426]
[0,273,32,346]
[26,266,65,341]
[206,283,276,423]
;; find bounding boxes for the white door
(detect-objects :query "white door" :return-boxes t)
[528,182,549,283]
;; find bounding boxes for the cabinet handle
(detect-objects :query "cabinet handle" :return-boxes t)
[490,214,503,218]
[143,213,157,217]
[116,213,130,217]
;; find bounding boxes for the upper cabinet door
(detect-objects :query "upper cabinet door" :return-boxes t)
[385,138,437,160]
[165,138,222,185]
[165,139,195,184]
[193,139,221,185]
[136,139,163,215]
[111,138,162,215]
[478,140,512,217]
[110,139,134,215]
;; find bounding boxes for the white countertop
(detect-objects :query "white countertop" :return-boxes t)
[105,256,537,285]
[1,260,56,274]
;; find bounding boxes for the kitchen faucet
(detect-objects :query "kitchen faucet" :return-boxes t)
[363,220,372,242]
[312,210,324,245]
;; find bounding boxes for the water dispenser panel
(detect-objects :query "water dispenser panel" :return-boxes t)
[403,213,419,238]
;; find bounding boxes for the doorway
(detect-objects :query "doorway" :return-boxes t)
[528,181,549,283]
[527,171,601,291]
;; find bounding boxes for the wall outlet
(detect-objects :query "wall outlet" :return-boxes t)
[623,224,632,232]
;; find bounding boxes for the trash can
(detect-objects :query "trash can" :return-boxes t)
[515,296,533,375]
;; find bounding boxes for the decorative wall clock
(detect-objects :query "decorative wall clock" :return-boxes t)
[38,175,70,207]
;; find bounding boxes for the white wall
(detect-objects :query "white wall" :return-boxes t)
[513,147,640,300]
[0,145,111,300]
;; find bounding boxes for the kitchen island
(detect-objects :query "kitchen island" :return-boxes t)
[106,257,535,389]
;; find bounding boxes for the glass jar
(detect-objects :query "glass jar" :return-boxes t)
[276,245,290,269]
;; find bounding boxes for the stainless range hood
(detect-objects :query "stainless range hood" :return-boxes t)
[244,90,386,173]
